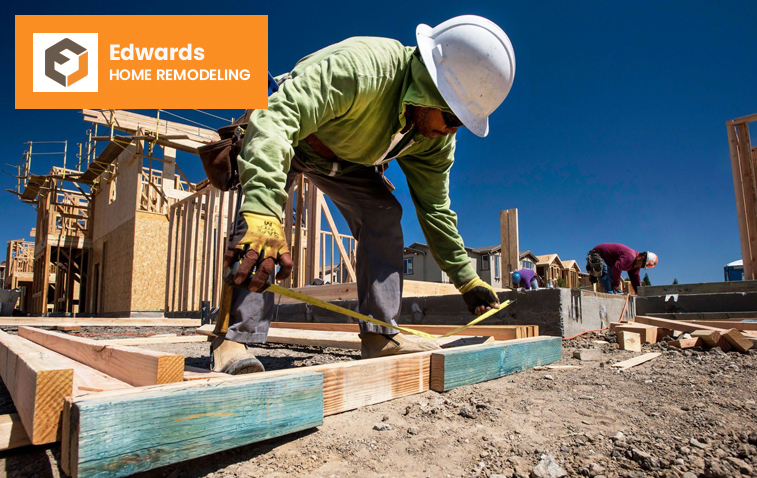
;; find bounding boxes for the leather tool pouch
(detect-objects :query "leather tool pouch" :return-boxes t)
[585,250,605,278]
[198,109,254,191]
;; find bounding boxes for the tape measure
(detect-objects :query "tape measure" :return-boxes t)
[265,283,512,340]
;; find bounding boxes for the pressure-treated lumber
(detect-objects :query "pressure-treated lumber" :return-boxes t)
[268,322,537,340]
[0,414,31,451]
[18,327,184,387]
[690,330,722,347]
[611,352,661,370]
[430,336,561,392]
[0,317,200,327]
[265,328,492,349]
[617,331,642,352]
[62,372,323,478]
[0,330,74,445]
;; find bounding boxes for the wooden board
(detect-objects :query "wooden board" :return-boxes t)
[264,328,492,349]
[617,331,642,352]
[610,323,658,343]
[634,316,724,333]
[611,352,661,370]
[100,335,210,346]
[63,372,323,478]
[684,320,757,331]
[500,209,519,288]
[268,322,536,341]
[721,328,754,353]
[0,414,31,451]
[0,330,74,445]
[18,327,184,387]
[690,330,722,347]
[667,338,702,349]
[0,318,200,327]
[430,337,561,392]
[274,280,463,304]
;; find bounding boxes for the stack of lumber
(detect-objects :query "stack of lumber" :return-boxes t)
[0,323,559,478]
[611,316,756,352]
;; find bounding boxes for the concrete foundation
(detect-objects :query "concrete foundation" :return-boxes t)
[272,288,634,338]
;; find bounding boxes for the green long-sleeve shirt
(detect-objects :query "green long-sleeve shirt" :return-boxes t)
[238,36,476,288]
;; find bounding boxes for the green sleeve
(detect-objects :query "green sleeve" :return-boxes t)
[396,142,477,288]
[238,54,358,220]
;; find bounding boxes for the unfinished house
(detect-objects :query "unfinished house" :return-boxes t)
[4,239,35,311]
[536,254,564,287]
[561,260,581,288]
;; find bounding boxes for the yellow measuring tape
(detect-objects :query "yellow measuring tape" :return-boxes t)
[266,283,512,340]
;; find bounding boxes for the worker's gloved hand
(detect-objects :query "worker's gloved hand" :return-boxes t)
[459,277,500,315]
[224,212,293,292]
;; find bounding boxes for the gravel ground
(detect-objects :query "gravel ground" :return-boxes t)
[1,328,756,478]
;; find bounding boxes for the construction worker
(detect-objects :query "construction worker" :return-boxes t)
[512,269,539,290]
[212,15,516,373]
[586,243,658,295]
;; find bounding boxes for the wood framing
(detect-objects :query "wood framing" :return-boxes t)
[62,372,323,478]
[267,322,538,340]
[430,337,561,392]
[0,317,200,327]
[728,114,757,279]
[18,327,185,386]
[0,330,74,444]
[499,209,518,288]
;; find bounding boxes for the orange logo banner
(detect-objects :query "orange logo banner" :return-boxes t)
[15,15,268,109]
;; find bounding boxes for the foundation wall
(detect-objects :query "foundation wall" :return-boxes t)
[270,288,633,338]
[636,292,757,315]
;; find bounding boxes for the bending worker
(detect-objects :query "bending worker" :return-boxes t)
[209,15,516,374]
[586,243,658,295]
[512,269,539,290]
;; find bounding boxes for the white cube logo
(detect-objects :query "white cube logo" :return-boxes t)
[33,33,98,92]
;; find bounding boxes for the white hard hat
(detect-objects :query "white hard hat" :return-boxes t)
[416,15,515,137]
[645,252,658,268]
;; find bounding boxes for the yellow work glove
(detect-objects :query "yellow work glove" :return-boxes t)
[459,277,501,316]
[224,212,293,292]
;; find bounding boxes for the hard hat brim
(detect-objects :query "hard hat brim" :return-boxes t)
[416,24,490,138]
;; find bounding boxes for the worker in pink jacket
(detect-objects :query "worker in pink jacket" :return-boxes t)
[586,243,658,295]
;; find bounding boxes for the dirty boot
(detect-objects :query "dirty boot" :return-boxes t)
[359,332,441,359]
[210,336,265,374]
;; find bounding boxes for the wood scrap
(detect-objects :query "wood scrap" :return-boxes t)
[610,323,658,343]
[690,330,721,347]
[721,328,754,353]
[611,352,661,370]
[267,322,537,340]
[18,327,184,387]
[617,331,642,352]
[667,338,702,349]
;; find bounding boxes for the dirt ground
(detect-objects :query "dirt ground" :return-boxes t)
[1,327,756,478]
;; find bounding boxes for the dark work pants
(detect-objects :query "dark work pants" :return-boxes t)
[226,156,404,344]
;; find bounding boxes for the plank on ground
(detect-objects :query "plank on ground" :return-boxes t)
[0,318,200,327]
[0,413,31,451]
[18,327,184,387]
[0,330,74,445]
[100,335,210,346]
[430,336,562,392]
[609,323,658,343]
[269,322,535,341]
[265,328,492,349]
[635,317,753,352]
[611,352,661,370]
[684,320,757,331]
[62,372,323,478]
[667,338,702,349]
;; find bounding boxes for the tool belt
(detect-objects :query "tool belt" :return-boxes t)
[197,110,253,191]
[586,250,605,279]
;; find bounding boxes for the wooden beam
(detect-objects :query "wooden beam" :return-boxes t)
[667,338,702,349]
[430,337,561,392]
[684,320,757,331]
[321,199,357,282]
[0,414,31,452]
[500,209,519,288]
[0,318,200,327]
[268,322,535,341]
[100,335,210,346]
[690,330,722,347]
[0,330,74,445]
[634,316,724,332]
[721,328,754,353]
[617,331,641,352]
[264,328,492,349]
[18,327,184,387]
[610,323,658,344]
[62,372,323,478]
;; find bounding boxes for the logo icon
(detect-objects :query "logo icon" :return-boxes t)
[45,38,88,87]
[32,33,98,93]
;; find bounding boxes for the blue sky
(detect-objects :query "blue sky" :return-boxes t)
[5,1,757,286]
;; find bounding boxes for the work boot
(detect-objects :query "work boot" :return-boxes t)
[359,332,441,359]
[210,336,265,374]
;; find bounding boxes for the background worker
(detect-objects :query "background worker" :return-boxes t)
[512,269,538,290]
[209,15,517,373]
[586,243,658,295]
